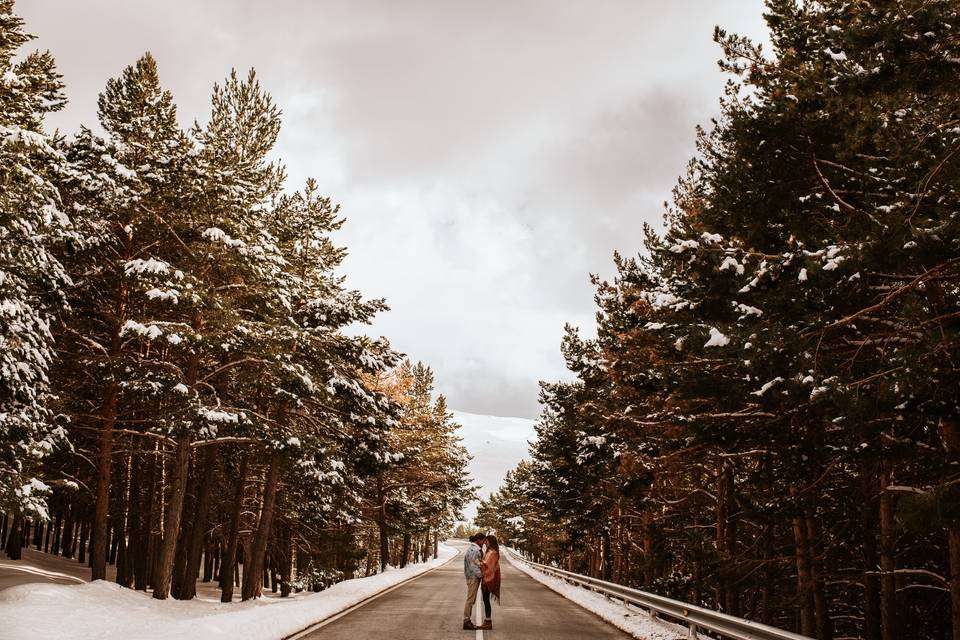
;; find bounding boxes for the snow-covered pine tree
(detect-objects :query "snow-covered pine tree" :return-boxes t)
[381,365,472,567]
[653,3,960,636]
[59,52,191,582]
[356,361,474,571]
[494,2,960,639]
[0,0,74,537]
[475,460,559,561]
[420,394,473,558]
[276,187,399,579]
[527,377,617,574]
[0,9,475,605]
[152,67,290,602]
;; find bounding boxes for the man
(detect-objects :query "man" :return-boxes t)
[462,532,486,630]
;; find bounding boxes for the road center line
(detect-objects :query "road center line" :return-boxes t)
[475,584,483,640]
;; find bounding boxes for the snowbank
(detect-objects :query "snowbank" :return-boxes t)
[505,551,685,640]
[0,544,457,640]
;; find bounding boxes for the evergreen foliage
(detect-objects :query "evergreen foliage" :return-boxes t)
[0,0,73,519]
[480,2,960,639]
[0,0,472,603]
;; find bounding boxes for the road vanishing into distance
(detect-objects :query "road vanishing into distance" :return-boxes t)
[292,542,631,640]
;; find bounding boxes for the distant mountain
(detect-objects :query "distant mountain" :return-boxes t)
[453,411,536,520]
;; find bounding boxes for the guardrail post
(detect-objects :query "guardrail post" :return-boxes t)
[688,622,698,639]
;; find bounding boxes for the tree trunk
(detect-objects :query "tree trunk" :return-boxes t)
[375,473,389,572]
[179,445,218,600]
[92,387,120,577]
[692,547,702,607]
[879,461,897,640]
[62,506,76,559]
[107,522,116,564]
[3,515,22,560]
[170,471,195,600]
[51,508,63,556]
[791,488,816,637]
[77,519,89,564]
[171,452,202,599]
[642,510,655,587]
[950,528,960,640]
[264,550,272,591]
[600,527,611,581]
[806,514,832,640]
[42,513,52,553]
[400,532,411,568]
[131,447,151,590]
[220,452,247,602]
[152,437,191,600]
[280,530,293,597]
[938,418,960,640]
[32,519,43,550]
[242,454,281,601]
[272,551,280,592]
[725,515,739,616]
[861,462,881,640]
[761,526,774,624]
[20,519,30,551]
[155,308,203,599]
[715,466,728,609]
[203,536,215,583]
[116,451,134,587]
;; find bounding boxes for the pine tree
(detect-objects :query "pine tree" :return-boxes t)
[1,6,476,607]
[495,2,960,639]
[59,52,189,582]
[358,361,473,571]
[0,0,73,522]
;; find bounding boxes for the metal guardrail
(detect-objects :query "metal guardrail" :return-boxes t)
[505,548,813,640]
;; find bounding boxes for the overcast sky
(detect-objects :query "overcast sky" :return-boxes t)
[24,1,768,420]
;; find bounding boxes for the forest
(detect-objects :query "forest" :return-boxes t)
[0,0,473,603]
[478,2,960,640]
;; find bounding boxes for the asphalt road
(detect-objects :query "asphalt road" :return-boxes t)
[295,543,631,640]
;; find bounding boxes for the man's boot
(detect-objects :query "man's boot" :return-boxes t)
[463,620,478,630]
[479,619,493,630]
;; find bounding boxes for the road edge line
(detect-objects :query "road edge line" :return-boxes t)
[284,549,461,640]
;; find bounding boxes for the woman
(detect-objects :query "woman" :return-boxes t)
[479,535,501,630]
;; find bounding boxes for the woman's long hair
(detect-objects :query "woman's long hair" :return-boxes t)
[485,535,500,552]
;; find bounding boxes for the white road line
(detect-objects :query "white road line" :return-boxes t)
[475,584,483,640]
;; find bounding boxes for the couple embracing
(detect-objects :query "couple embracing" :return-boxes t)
[462,532,501,631]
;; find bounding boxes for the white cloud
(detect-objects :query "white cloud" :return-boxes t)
[22,0,770,417]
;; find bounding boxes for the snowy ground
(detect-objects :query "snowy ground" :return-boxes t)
[0,547,305,603]
[0,544,457,640]
[504,550,686,640]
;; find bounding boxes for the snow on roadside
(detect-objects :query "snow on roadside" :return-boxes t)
[0,544,457,640]
[505,551,686,640]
